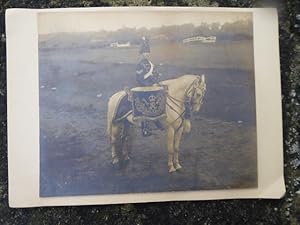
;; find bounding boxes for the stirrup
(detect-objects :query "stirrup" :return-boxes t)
[142,129,152,137]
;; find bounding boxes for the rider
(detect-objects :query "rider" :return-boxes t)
[136,36,160,86]
[135,36,164,136]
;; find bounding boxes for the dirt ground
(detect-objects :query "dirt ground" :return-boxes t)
[39,40,257,197]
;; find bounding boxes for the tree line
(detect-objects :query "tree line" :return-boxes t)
[104,20,253,44]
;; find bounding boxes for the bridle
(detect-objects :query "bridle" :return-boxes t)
[165,78,206,129]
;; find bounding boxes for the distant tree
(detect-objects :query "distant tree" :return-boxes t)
[194,22,210,36]
[221,20,253,37]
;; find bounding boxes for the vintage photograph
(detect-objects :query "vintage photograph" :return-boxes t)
[38,10,257,197]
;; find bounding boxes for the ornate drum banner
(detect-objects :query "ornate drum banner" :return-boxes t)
[131,86,166,121]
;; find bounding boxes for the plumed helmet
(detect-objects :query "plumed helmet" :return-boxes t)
[139,36,150,54]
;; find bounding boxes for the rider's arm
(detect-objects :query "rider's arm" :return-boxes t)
[136,64,147,86]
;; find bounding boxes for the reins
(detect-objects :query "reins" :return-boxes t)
[165,79,198,129]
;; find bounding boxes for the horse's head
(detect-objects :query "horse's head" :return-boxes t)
[190,75,206,112]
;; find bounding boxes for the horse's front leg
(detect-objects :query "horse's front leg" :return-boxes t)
[167,127,176,173]
[174,126,184,170]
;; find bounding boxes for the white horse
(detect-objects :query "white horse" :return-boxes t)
[107,74,206,172]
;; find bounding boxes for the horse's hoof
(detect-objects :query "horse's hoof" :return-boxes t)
[112,158,119,164]
[124,156,130,161]
[175,164,182,170]
[169,166,176,173]
[123,157,130,167]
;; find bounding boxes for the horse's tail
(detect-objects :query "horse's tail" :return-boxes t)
[106,97,114,140]
[106,91,126,140]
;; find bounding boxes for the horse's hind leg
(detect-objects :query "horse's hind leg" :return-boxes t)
[122,123,134,162]
[111,124,122,164]
[174,126,184,170]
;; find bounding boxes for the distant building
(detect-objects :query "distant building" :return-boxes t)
[151,34,169,40]
[91,39,105,43]
[110,42,131,48]
[182,36,216,44]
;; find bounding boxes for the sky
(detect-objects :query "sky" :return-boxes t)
[38,10,252,34]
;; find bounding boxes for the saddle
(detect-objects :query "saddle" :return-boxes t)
[113,92,132,122]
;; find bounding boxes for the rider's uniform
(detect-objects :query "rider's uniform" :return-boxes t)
[135,37,163,136]
[139,36,150,54]
[136,36,159,86]
[136,58,158,86]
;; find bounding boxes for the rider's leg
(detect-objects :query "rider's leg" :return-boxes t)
[153,118,166,131]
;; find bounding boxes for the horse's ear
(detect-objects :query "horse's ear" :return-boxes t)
[201,74,205,83]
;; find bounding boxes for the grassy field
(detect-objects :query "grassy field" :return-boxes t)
[39,38,257,196]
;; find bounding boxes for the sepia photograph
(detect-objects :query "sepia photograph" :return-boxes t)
[38,10,258,197]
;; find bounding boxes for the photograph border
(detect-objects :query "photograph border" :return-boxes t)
[6,7,285,208]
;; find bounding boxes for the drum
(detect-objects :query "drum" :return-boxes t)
[131,86,166,121]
